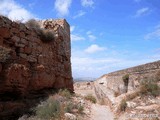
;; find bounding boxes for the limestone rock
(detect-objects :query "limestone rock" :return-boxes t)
[65,113,77,120]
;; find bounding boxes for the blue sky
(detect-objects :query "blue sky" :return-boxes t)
[0,0,160,78]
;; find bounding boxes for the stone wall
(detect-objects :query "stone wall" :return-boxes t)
[0,16,73,119]
[94,60,160,104]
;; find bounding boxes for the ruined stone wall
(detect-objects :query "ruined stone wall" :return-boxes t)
[0,16,73,97]
[0,16,73,119]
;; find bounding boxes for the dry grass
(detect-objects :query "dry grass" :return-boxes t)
[140,78,160,97]
[114,91,121,97]
[25,19,55,42]
[23,89,84,120]
[84,94,97,103]
[119,99,127,112]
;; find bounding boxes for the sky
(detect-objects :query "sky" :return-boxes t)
[0,0,160,78]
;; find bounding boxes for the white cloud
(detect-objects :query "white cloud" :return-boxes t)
[87,31,96,41]
[144,28,160,40]
[71,34,85,41]
[88,35,96,41]
[81,0,94,7]
[0,0,34,22]
[134,7,151,17]
[71,56,122,77]
[54,0,72,16]
[73,10,86,19]
[85,44,106,54]
[70,26,75,32]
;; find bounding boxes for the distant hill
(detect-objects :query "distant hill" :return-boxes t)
[73,77,96,82]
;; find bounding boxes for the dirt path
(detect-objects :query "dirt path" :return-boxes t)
[74,81,114,120]
[90,104,114,120]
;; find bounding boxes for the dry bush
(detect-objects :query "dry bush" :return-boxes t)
[155,70,160,82]
[39,29,55,42]
[119,99,127,112]
[140,78,160,97]
[58,89,72,99]
[34,97,61,119]
[25,19,40,30]
[25,19,55,42]
[0,46,11,62]
[122,74,129,86]
[84,94,97,103]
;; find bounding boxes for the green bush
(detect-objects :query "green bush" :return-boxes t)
[119,99,127,112]
[84,94,97,103]
[140,78,160,97]
[34,97,61,119]
[122,74,129,86]
[58,89,72,99]
[0,46,11,62]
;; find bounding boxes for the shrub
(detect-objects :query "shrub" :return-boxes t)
[25,19,40,30]
[122,74,129,86]
[39,29,55,42]
[119,99,127,112]
[0,46,11,62]
[140,78,160,97]
[25,19,55,42]
[155,70,160,82]
[84,94,96,103]
[34,97,61,119]
[64,102,75,113]
[78,105,84,114]
[58,89,72,99]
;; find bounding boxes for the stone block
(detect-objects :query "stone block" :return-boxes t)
[0,27,10,38]
[19,53,27,59]
[12,36,20,43]
[27,55,37,62]
[24,47,32,54]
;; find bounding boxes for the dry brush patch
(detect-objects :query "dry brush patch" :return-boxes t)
[25,19,55,42]
[20,89,85,120]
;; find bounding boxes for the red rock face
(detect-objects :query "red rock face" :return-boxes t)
[0,16,73,119]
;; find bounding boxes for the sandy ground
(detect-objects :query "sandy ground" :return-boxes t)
[90,104,114,120]
[74,81,114,120]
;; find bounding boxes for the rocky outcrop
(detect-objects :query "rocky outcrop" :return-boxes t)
[0,16,73,119]
[94,60,160,105]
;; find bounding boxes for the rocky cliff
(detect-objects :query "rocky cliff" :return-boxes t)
[94,60,160,104]
[0,16,73,119]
